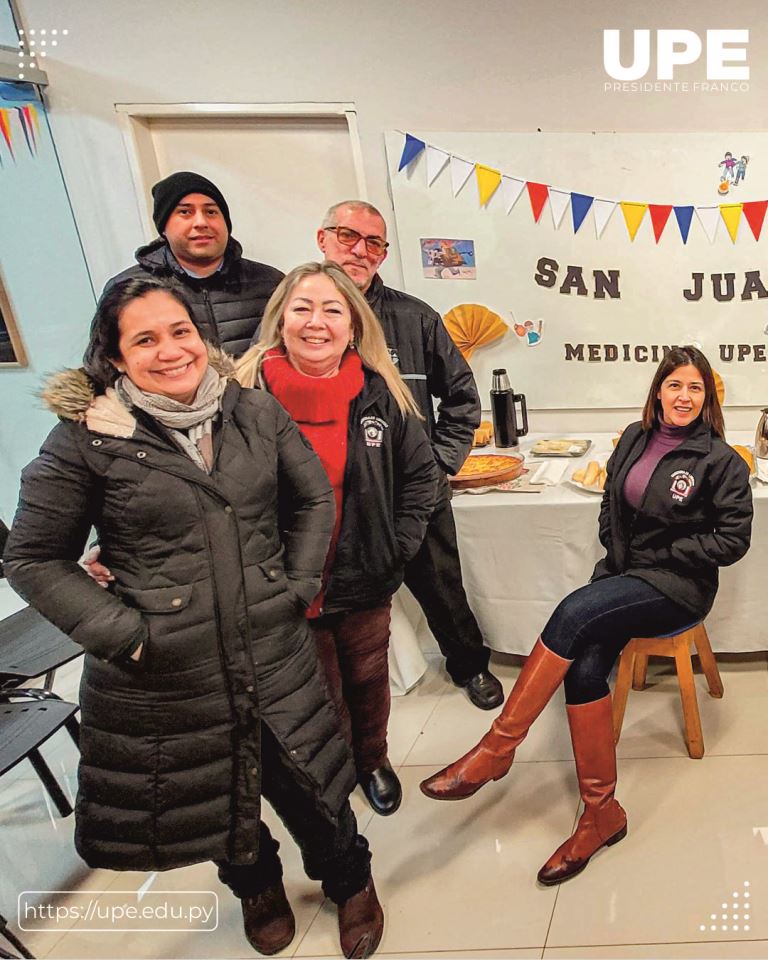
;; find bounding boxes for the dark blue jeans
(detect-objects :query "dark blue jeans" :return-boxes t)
[541,575,695,705]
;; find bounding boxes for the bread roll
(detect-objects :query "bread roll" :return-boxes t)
[584,461,600,487]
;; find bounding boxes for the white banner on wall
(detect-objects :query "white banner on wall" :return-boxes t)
[384,131,768,410]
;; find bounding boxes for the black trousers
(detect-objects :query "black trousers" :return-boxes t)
[541,574,695,705]
[404,494,490,684]
[217,724,371,905]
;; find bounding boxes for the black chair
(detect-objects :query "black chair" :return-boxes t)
[0,606,83,817]
[0,912,34,959]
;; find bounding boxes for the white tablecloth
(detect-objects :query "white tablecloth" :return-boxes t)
[450,432,767,654]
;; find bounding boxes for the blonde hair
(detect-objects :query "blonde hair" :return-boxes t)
[236,261,421,418]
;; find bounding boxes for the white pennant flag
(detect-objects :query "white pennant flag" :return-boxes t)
[696,206,720,243]
[450,156,475,197]
[426,145,450,186]
[593,199,617,239]
[501,176,526,214]
[549,189,570,229]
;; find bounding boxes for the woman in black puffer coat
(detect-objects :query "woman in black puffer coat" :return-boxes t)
[4,278,382,959]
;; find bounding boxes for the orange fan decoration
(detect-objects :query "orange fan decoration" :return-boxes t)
[713,369,725,406]
[442,303,508,360]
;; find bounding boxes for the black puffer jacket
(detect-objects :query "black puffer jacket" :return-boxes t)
[365,275,481,477]
[307,368,438,614]
[593,419,753,618]
[106,238,283,357]
[4,365,354,872]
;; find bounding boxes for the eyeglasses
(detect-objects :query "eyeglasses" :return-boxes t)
[325,226,389,255]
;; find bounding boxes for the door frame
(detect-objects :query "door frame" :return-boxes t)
[114,101,368,241]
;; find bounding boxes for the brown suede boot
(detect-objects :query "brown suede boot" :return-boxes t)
[537,694,627,885]
[420,639,572,801]
[241,880,296,955]
[337,877,384,958]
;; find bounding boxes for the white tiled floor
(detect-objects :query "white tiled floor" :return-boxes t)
[2,651,767,960]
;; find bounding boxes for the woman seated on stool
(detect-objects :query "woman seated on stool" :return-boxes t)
[4,278,384,959]
[237,261,438,817]
[421,345,752,884]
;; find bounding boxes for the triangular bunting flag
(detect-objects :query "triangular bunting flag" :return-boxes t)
[571,193,594,233]
[593,199,617,239]
[742,200,768,241]
[674,206,694,243]
[426,145,449,186]
[501,176,525,214]
[526,182,549,222]
[648,204,673,243]
[22,105,36,153]
[0,108,14,159]
[450,156,475,197]
[15,107,33,156]
[398,133,425,171]
[719,204,743,244]
[475,164,502,207]
[696,206,720,243]
[620,201,647,241]
[548,189,570,228]
[28,104,40,139]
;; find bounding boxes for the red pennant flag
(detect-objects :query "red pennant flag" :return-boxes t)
[648,204,673,244]
[22,105,37,153]
[742,200,768,241]
[526,182,549,223]
[0,108,13,159]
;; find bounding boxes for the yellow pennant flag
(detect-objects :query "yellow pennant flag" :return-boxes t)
[475,164,502,207]
[719,203,743,244]
[620,201,648,241]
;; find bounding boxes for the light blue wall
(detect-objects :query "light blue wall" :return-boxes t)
[0,88,95,522]
[0,0,17,48]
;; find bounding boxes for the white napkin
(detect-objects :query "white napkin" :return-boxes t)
[528,460,569,486]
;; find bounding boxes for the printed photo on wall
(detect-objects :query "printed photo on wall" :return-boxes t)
[717,150,750,196]
[0,271,28,366]
[420,238,476,280]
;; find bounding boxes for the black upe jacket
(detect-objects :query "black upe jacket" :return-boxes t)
[106,237,284,357]
[592,419,753,618]
[266,367,439,615]
[4,357,354,872]
[365,276,480,477]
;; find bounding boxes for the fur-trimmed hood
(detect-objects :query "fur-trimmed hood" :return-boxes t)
[40,344,237,437]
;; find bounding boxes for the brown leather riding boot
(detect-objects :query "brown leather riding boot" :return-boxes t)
[241,879,296,954]
[337,877,384,958]
[420,639,572,801]
[537,694,627,885]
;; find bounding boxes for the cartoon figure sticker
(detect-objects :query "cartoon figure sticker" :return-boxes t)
[717,151,749,196]
[512,317,544,347]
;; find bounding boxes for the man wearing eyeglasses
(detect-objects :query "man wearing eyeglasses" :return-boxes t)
[317,201,504,712]
[104,171,284,357]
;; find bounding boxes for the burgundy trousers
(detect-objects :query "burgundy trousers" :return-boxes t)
[310,601,392,778]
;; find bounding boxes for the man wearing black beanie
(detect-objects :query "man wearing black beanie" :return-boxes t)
[104,171,283,357]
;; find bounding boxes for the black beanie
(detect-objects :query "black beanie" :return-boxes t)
[151,171,232,235]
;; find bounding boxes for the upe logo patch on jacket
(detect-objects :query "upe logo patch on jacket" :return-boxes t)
[670,469,695,502]
[388,347,400,367]
[361,416,388,448]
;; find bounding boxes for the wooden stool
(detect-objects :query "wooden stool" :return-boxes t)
[612,623,723,759]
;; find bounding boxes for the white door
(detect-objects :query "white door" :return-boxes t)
[118,106,365,274]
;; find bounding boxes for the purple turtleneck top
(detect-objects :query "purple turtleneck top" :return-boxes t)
[623,418,696,510]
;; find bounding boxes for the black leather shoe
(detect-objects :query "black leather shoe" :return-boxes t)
[459,670,504,710]
[359,760,402,816]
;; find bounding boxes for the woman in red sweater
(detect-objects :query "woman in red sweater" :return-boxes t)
[237,261,437,820]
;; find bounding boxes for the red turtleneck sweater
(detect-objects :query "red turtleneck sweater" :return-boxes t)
[261,348,364,617]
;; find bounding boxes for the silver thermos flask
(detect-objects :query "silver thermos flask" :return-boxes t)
[490,368,528,448]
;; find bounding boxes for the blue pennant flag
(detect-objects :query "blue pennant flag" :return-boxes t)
[571,193,594,233]
[398,134,425,171]
[674,206,694,244]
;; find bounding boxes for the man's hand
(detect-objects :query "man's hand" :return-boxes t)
[80,545,114,588]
